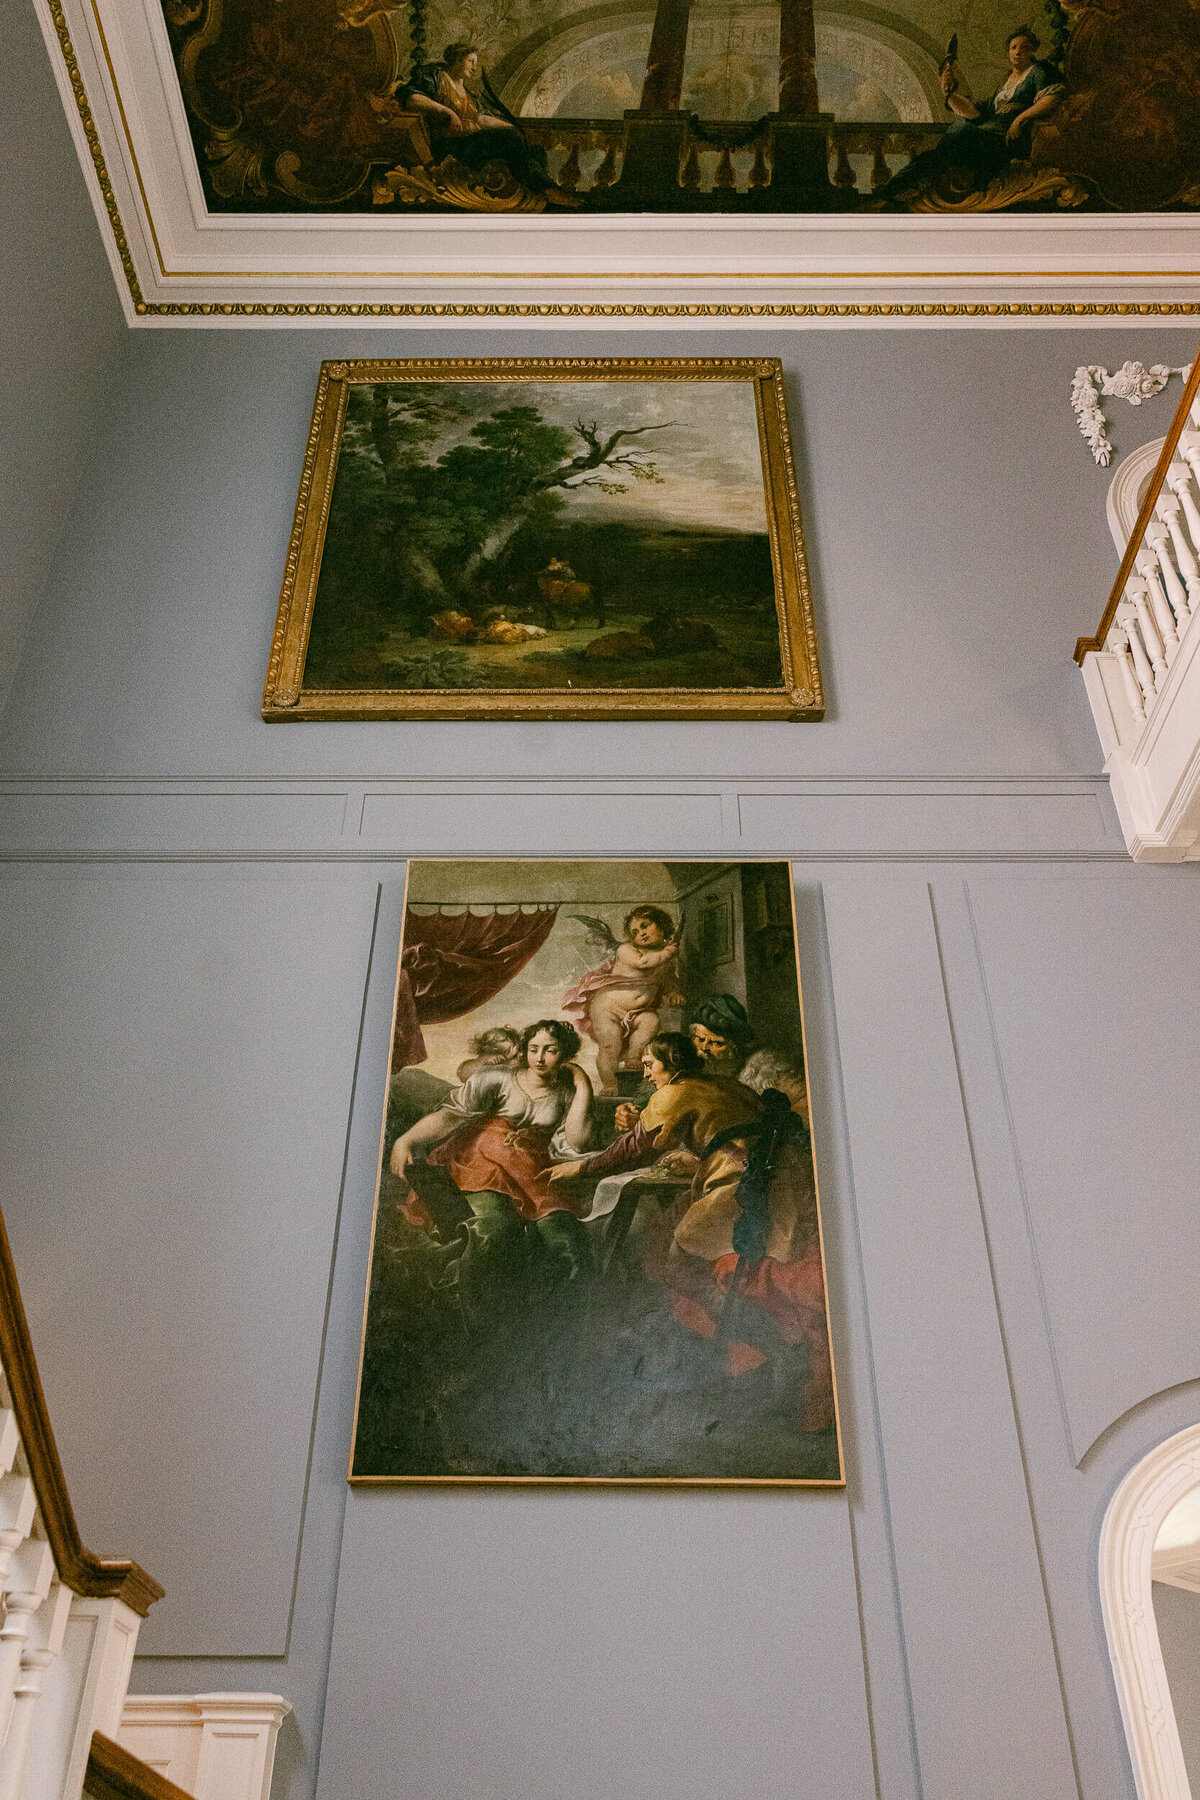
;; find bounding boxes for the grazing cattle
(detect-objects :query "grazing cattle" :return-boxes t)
[480,620,549,645]
[584,631,654,660]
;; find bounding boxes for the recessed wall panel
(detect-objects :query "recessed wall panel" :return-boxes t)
[0,869,379,1655]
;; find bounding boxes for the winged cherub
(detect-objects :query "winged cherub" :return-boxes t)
[562,907,684,1095]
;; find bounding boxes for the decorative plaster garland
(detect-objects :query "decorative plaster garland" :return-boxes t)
[1072,363,1192,465]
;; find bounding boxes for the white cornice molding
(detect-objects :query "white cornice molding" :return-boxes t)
[32,0,1200,324]
[1099,1423,1200,1800]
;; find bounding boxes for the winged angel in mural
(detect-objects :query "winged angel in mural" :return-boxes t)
[163,0,1200,214]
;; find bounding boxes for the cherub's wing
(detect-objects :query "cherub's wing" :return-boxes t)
[569,912,620,952]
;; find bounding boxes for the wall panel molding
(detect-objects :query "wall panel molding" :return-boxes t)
[0,777,1127,862]
[965,879,1200,1466]
[822,878,1078,1800]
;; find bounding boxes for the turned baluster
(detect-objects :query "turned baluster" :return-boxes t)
[1106,623,1147,726]
[1165,464,1200,567]
[0,1533,54,1746]
[749,139,770,187]
[593,137,620,187]
[679,141,701,189]
[557,141,581,191]
[1179,437,1200,539]
[1128,583,1168,690]
[0,1581,72,1800]
[1154,486,1200,617]
[0,1471,36,1592]
[831,136,856,188]
[1129,564,1179,660]
[1143,522,1192,631]
[870,135,891,189]
[714,145,736,188]
[1117,601,1158,705]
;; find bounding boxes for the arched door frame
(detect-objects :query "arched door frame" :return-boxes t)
[1100,1422,1200,1800]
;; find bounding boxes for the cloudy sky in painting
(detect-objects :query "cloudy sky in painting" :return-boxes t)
[412,379,770,534]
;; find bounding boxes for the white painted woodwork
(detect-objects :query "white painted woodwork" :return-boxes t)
[117,1695,291,1800]
[1100,1424,1200,1800]
[30,0,1200,321]
[0,1344,292,1800]
[1083,394,1200,859]
[1153,1494,1200,1597]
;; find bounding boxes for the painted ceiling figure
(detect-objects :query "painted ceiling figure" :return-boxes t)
[879,24,1066,204]
[400,42,555,190]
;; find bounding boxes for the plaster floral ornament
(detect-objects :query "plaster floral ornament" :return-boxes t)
[1071,362,1191,465]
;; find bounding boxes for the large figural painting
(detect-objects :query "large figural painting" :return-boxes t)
[163,0,1199,216]
[262,358,821,721]
[350,859,842,1485]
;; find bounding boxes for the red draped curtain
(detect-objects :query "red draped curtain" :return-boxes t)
[392,904,560,1070]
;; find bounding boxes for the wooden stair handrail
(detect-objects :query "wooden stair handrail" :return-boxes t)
[84,1733,195,1800]
[1075,351,1200,666]
[0,1207,162,1618]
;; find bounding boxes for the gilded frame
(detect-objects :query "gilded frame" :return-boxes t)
[262,358,823,722]
[348,855,845,1489]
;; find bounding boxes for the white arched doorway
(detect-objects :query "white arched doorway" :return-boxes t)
[1100,1423,1200,1800]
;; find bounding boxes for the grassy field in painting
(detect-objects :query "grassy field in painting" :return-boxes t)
[304,520,785,693]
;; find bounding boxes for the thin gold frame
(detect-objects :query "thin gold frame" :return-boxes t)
[348,856,845,1489]
[262,357,824,722]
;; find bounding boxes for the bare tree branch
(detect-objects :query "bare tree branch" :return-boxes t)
[541,419,675,491]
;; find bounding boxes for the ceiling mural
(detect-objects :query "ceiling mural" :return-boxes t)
[161,0,1200,216]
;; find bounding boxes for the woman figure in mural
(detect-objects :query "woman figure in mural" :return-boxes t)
[550,1033,833,1429]
[389,1018,596,1292]
[688,993,809,1123]
[562,906,685,1096]
[882,26,1066,203]
[400,43,553,192]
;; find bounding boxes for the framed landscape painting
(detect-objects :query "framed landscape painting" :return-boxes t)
[350,858,843,1486]
[262,358,823,721]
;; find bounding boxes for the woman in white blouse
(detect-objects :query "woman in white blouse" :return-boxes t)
[389,1018,596,1281]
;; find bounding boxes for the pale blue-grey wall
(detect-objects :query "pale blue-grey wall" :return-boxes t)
[3,26,1200,1794]
[1155,1583,1200,1792]
[0,322,1191,782]
[0,0,126,716]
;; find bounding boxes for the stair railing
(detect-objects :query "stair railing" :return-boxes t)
[0,1207,172,1800]
[1075,353,1200,701]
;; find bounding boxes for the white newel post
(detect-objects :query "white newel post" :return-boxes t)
[19,1596,142,1800]
[118,1694,292,1800]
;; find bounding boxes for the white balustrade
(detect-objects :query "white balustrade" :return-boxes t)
[0,1368,151,1800]
[1081,359,1200,859]
[0,1225,291,1800]
[0,1582,71,1800]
